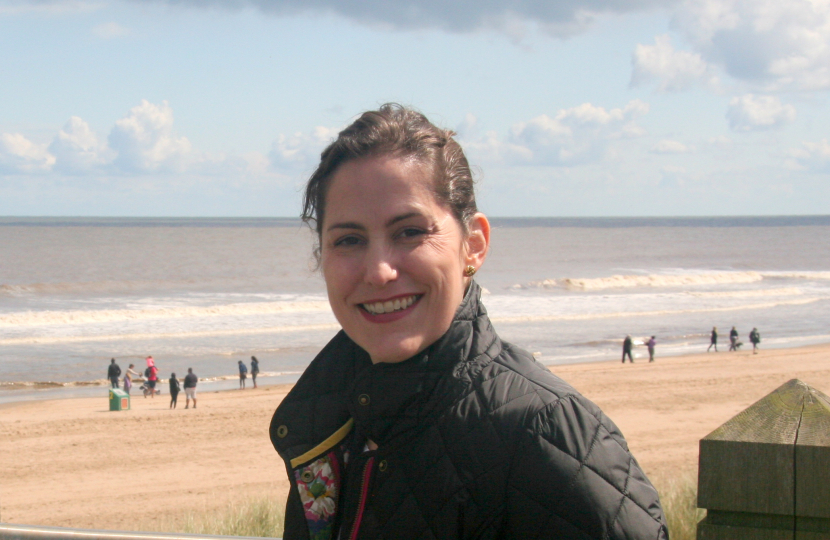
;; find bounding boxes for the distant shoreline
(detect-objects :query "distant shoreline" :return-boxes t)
[2,338,828,408]
[2,214,830,228]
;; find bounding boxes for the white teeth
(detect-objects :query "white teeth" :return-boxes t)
[363,295,416,315]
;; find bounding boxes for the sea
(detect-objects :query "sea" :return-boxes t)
[2,215,830,404]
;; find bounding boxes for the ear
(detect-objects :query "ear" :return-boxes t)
[464,212,490,270]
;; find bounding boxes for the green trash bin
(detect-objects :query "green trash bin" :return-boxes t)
[109,388,130,411]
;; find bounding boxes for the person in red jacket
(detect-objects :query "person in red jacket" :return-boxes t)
[145,356,158,398]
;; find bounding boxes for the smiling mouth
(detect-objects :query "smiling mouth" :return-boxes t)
[361,295,419,315]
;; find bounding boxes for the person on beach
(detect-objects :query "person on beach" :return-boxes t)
[107,359,121,388]
[622,334,634,363]
[238,360,248,390]
[750,327,761,354]
[270,104,667,540]
[169,373,180,409]
[184,368,197,409]
[123,363,139,395]
[708,327,718,352]
[145,356,159,398]
[647,335,656,362]
[250,356,259,389]
[729,326,739,351]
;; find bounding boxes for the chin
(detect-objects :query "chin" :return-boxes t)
[362,335,428,365]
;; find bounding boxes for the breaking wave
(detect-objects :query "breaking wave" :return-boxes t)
[490,297,825,324]
[559,271,764,290]
[687,287,803,298]
[0,300,331,327]
[0,323,341,346]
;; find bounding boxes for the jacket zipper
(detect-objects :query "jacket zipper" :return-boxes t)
[347,455,375,540]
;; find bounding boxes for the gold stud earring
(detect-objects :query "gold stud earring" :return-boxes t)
[464,265,477,277]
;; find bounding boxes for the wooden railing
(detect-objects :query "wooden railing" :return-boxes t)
[0,523,280,540]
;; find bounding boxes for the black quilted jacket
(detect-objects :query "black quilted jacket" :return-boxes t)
[270,282,668,540]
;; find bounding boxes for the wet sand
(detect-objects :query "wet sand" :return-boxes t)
[1,343,828,530]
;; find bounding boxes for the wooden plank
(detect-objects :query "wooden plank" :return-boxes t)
[699,439,794,514]
[796,385,830,520]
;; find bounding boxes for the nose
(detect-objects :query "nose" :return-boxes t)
[364,243,398,286]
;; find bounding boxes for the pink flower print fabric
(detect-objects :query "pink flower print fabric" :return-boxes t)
[294,449,344,540]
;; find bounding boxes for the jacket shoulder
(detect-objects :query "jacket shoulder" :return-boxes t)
[470,344,667,539]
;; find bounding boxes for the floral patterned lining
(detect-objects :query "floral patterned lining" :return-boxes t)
[294,444,350,540]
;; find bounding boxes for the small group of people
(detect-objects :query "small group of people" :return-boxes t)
[167,368,199,409]
[107,356,199,409]
[621,335,657,363]
[709,326,762,354]
[237,356,260,389]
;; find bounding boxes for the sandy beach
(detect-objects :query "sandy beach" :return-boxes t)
[1,343,829,531]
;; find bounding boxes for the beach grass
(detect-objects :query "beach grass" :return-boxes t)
[657,474,706,540]
[157,496,285,538]
[151,476,701,539]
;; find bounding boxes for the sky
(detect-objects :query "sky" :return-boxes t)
[1,0,830,217]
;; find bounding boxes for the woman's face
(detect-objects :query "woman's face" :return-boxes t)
[320,155,488,364]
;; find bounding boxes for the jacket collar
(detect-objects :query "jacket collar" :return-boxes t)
[271,281,500,462]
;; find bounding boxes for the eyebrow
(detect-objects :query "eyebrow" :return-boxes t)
[326,212,424,233]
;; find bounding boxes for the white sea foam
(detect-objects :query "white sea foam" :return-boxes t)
[687,287,803,298]
[0,322,342,346]
[490,297,825,324]
[0,300,331,327]
[559,271,764,290]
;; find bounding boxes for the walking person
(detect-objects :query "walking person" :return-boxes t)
[169,373,180,409]
[184,368,197,409]
[707,327,718,352]
[107,358,121,388]
[729,326,739,351]
[250,356,259,389]
[123,363,140,395]
[622,335,634,363]
[145,356,159,398]
[750,327,761,354]
[238,360,248,390]
[646,336,656,362]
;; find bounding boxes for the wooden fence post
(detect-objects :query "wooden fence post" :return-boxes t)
[696,379,830,539]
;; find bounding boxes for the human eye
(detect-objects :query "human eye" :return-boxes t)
[395,227,426,240]
[333,234,363,248]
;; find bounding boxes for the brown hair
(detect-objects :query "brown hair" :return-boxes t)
[302,103,477,258]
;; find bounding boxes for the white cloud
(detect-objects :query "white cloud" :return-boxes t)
[108,100,192,173]
[631,34,717,91]
[48,116,111,173]
[267,125,338,172]
[498,100,650,165]
[651,139,693,153]
[788,139,830,172]
[455,113,479,139]
[92,21,131,39]
[672,0,830,91]
[0,133,55,173]
[726,93,796,131]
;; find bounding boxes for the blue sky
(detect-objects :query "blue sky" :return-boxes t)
[2,0,830,217]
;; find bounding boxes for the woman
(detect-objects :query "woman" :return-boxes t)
[123,363,140,395]
[750,327,761,354]
[270,104,667,540]
[708,327,718,352]
[250,356,260,388]
[145,356,158,398]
